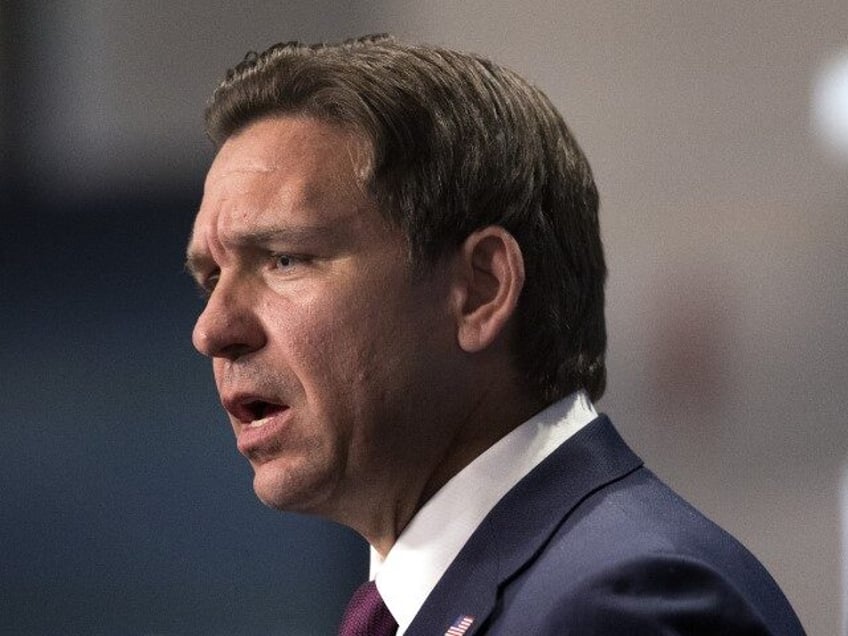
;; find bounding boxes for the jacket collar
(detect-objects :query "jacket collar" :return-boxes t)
[403,415,642,636]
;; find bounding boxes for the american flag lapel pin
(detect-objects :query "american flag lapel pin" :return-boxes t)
[444,614,475,636]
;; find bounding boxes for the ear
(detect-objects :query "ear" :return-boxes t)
[452,226,525,353]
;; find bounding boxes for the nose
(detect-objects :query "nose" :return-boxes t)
[192,276,266,360]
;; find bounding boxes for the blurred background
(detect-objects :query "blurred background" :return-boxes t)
[1,1,846,634]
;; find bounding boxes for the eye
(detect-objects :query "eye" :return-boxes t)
[193,269,219,298]
[266,252,315,279]
[272,253,311,271]
[275,254,295,269]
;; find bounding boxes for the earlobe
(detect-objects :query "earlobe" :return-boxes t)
[455,226,525,353]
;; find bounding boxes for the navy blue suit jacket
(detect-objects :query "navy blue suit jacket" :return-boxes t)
[404,416,804,635]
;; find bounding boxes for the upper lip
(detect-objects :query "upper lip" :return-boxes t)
[222,392,287,424]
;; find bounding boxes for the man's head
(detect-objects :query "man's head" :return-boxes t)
[205,34,606,405]
[187,36,606,546]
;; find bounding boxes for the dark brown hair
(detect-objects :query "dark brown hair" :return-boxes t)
[206,34,607,403]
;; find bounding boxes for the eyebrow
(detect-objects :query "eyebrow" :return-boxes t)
[184,223,343,280]
[184,252,207,281]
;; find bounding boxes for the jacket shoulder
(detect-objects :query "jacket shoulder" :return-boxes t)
[488,468,805,635]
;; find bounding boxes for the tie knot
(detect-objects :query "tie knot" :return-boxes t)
[338,580,398,636]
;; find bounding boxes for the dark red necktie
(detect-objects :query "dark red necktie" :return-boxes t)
[338,580,398,636]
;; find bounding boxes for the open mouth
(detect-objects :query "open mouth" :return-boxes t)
[224,395,288,427]
[243,400,287,427]
[245,400,275,420]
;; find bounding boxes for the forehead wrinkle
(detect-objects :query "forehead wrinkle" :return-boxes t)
[224,221,347,251]
[185,190,238,278]
[211,162,281,184]
[211,157,346,217]
[200,190,367,257]
[208,117,374,211]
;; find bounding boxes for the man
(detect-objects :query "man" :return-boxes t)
[186,35,804,635]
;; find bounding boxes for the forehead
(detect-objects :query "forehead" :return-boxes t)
[206,115,369,214]
[188,116,376,257]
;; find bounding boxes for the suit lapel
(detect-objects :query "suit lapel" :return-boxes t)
[403,415,642,636]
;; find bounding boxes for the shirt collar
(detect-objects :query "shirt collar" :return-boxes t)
[371,391,597,634]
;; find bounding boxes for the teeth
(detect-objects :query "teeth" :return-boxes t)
[246,417,271,429]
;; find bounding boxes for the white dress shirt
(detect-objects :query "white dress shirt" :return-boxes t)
[370,391,597,635]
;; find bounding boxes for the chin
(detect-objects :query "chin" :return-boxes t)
[251,460,335,515]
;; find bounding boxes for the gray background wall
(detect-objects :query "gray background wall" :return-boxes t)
[2,2,846,634]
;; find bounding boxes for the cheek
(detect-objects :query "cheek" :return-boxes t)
[262,293,371,396]
[212,359,227,391]
[263,271,448,406]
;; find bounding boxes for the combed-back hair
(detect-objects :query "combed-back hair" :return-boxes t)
[206,34,607,403]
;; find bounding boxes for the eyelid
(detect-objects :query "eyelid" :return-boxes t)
[270,252,311,268]
[196,270,219,298]
[193,251,314,298]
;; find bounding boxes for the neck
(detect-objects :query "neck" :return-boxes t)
[363,384,544,557]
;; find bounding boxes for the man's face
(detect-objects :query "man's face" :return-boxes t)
[187,116,463,525]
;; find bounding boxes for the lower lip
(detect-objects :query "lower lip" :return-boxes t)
[235,408,292,456]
